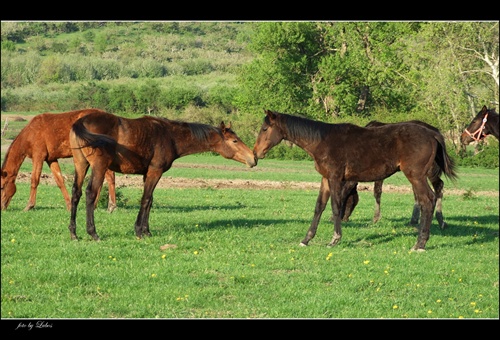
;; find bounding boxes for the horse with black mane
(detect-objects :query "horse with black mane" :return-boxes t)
[342,120,449,229]
[68,110,257,241]
[461,105,499,145]
[253,110,458,251]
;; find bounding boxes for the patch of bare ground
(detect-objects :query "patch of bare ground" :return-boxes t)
[10,170,498,197]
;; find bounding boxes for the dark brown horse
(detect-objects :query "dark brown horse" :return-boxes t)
[461,106,499,145]
[68,110,257,241]
[342,120,449,229]
[253,110,458,251]
[1,109,116,212]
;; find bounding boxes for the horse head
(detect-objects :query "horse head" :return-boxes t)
[461,105,491,145]
[218,121,257,168]
[1,170,16,210]
[253,109,284,159]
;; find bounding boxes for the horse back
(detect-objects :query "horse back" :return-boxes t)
[72,112,175,174]
[8,109,107,161]
[319,123,443,182]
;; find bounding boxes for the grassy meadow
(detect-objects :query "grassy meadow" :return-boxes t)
[1,152,498,320]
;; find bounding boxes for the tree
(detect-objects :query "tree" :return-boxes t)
[236,22,422,120]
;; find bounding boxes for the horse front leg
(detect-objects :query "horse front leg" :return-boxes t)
[328,179,351,247]
[135,171,162,238]
[300,177,330,246]
[25,158,44,211]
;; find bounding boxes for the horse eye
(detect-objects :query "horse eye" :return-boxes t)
[262,126,268,132]
[233,139,238,143]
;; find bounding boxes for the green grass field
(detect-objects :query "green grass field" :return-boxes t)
[1,155,498,320]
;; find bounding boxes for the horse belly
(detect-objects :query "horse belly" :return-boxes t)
[110,158,148,175]
[345,163,399,182]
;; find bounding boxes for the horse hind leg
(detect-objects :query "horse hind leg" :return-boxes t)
[85,167,108,241]
[93,170,117,213]
[373,180,383,223]
[431,177,446,229]
[409,190,420,227]
[68,161,89,240]
[339,182,358,222]
[105,170,117,213]
[409,179,436,251]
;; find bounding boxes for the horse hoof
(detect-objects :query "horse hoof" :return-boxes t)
[410,247,425,252]
[299,242,308,247]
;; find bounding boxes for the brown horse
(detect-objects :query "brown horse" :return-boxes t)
[342,120,449,229]
[68,110,257,241]
[461,105,499,145]
[1,109,116,212]
[253,110,458,251]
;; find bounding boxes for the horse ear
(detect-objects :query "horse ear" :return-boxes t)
[264,109,277,122]
[482,105,488,112]
[219,121,227,131]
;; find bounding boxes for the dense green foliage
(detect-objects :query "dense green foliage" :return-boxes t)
[1,21,498,166]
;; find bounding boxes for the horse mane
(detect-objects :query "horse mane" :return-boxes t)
[187,122,221,142]
[164,118,223,142]
[149,117,222,143]
[277,113,331,142]
[486,107,499,117]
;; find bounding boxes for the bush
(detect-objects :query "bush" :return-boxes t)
[108,84,137,113]
[76,82,111,109]
[266,143,311,161]
[160,85,201,110]
[457,141,499,169]
[1,40,16,52]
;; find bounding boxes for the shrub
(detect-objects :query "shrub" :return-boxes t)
[76,82,111,109]
[1,40,16,52]
[457,141,499,169]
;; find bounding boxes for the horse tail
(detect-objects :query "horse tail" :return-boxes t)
[71,117,117,154]
[433,134,458,182]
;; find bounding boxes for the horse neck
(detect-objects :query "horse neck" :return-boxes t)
[1,137,27,179]
[176,139,214,156]
[173,127,219,157]
[280,131,320,160]
[279,119,323,157]
[488,112,499,138]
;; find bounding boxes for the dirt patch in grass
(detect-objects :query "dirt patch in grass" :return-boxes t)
[10,168,498,197]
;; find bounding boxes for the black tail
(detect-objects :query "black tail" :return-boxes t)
[72,118,117,154]
[433,134,458,182]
